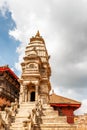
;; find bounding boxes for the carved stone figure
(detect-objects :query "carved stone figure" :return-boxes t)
[38,100,42,113]
[10,99,18,117]
[5,106,12,126]
[24,86,28,102]
[13,98,19,115]
[31,108,36,123]
[23,113,33,130]
[34,100,43,124]
[0,113,7,130]
[5,99,19,127]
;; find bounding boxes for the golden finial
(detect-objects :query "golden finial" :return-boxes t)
[52,89,54,94]
[30,30,44,42]
[35,30,40,37]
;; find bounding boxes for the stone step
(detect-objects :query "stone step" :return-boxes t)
[18,109,34,114]
[18,103,35,111]
[43,106,56,109]
[10,123,24,129]
[11,123,23,127]
[20,106,35,108]
[34,123,76,130]
[42,116,67,123]
[15,117,29,122]
[10,118,28,129]
[20,102,35,105]
[41,114,58,118]
[41,118,59,124]
[42,110,58,115]
[10,124,23,129]
[10,123,76,130]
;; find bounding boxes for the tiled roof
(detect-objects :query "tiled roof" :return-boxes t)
[49,93,81,104]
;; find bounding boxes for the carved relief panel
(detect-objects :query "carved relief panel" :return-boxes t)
[39,84,49,93]
[26,63,38,70]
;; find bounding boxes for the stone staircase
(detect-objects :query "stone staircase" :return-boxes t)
[34,104,76,130]
[10,102,35,130]
[10,103,76,130]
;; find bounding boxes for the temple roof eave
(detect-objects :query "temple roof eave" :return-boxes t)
[21,73,41,78]
[49,93,81,106]
[50,103,81,110]
[0,65,19,80]
[23,55,41,61]
[30,37,45,43]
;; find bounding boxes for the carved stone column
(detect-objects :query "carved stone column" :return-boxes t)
[24,85,28,102]
[28,90,30,102]
[19,84,24,103]
[19,79,24,104]
[35,85,38,101]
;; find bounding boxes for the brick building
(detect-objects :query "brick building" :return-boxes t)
[0,65,20,110]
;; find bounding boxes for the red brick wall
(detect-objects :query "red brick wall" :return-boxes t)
[61,107,74,123]
[50,104,79,124]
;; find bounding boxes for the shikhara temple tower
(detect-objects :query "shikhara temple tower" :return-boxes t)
[19,31,51,104]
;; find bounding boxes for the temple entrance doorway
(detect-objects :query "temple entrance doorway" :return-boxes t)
[30,91,35,101]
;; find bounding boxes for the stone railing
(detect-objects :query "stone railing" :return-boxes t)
[22,99,43,130]
[3,98,19,129]
[0,113,7,130]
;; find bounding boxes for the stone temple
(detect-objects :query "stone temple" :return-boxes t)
[0,31,87,130]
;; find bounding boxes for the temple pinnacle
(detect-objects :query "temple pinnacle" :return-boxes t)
[35,30,40,37]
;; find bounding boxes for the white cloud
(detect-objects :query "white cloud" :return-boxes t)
[9,29,23,42]
[75,99,87,115]
[0,0,8,16]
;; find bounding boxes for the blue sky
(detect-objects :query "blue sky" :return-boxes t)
[0,9,20,75]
